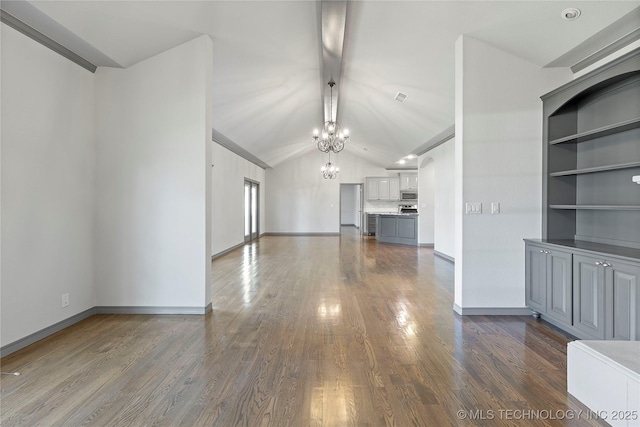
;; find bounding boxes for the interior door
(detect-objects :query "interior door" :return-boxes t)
[244,179,259,242]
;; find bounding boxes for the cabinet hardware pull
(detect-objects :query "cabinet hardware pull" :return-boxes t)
[603,262,612,268]
[596,261,603,266]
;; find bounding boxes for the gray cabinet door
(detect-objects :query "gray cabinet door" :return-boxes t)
[525,245,547,314]
[379,216,396,237]
[605,259,640,340]
[573,254,606,339]
[397,217,416,239]
[546,249,573,325]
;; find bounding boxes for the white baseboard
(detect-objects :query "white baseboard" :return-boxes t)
[453,303,531,316]
[434,250,454,263]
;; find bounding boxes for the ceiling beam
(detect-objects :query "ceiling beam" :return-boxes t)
[319,0,349,124]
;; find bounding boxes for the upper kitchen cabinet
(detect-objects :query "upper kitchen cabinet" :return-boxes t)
[542,50,640,251]
[366,177,400,201]
[399,173,418,191]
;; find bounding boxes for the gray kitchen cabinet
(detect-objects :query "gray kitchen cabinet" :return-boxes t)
[574,253,640,340]
[376,214,418,246]
[606,259,640,340]
[525,243,572,325]
[573,254,606,339]
[525,240,640,340]
[525,244,548,314]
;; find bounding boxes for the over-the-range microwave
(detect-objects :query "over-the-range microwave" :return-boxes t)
[400,191,418,200]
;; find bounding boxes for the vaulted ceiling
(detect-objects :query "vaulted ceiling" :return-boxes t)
[5,1,638,168]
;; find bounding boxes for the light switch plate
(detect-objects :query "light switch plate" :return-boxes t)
[491,202,500,214]
[465,202,482,214]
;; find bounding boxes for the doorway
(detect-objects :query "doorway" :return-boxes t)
[244,179,259,242]
[340,183,363,231]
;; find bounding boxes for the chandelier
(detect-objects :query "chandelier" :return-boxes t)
[321,153,339,179]
[313,81,349,153]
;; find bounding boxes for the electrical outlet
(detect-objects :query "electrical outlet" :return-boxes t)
[61,293,70,308]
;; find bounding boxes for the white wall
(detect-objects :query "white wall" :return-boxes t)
[1,24,96,346]
[266,149,391,233]
[418,158,435,245]
[211,143,265,256]
[94,36,212,309]
[454,36,572,311]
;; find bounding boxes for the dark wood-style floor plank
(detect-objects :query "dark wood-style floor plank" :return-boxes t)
[1,228,606,426]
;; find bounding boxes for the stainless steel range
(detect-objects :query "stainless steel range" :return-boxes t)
[399,204,418,214]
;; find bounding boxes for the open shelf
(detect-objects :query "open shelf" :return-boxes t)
[550,205,640,211]
[548,117,640,145]
[549,161,640,177]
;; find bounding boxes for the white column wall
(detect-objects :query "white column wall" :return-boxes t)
[94,36,213,309]
[1,24,96,346]
[211,143,265,256]
[454,36,572,311]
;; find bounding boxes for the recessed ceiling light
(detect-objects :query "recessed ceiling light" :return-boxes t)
[398,159,406,165]
[394,92,408,103]
[561,8,581,21]
[405,154,417,159]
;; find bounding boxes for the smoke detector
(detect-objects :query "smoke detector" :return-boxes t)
[561,8,581,21]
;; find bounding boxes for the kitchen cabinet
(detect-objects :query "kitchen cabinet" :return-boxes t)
[389,178,400,200]
[366,178,379,200]
[365,177,400,201]
[525,239,640,340]
[574,253,640,340]
[525,244,572,325]
[376,214,418,246]
[573,254,606,339]
[400,173,418,191]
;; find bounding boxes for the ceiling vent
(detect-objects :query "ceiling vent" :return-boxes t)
[394,92,408,103]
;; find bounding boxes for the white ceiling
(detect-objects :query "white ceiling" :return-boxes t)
[13,1,640,168]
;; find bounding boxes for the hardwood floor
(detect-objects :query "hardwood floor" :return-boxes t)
[1,228,605,426]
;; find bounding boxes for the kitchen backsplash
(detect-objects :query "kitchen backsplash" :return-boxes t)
[363,200,402,213]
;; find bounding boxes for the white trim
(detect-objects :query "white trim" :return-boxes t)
[453,304,531,316]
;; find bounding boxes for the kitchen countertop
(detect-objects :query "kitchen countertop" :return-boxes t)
[365,212,418,216]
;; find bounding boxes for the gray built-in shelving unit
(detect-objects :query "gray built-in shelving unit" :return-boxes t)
[524,49,640,341]
[543,50,640,248]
